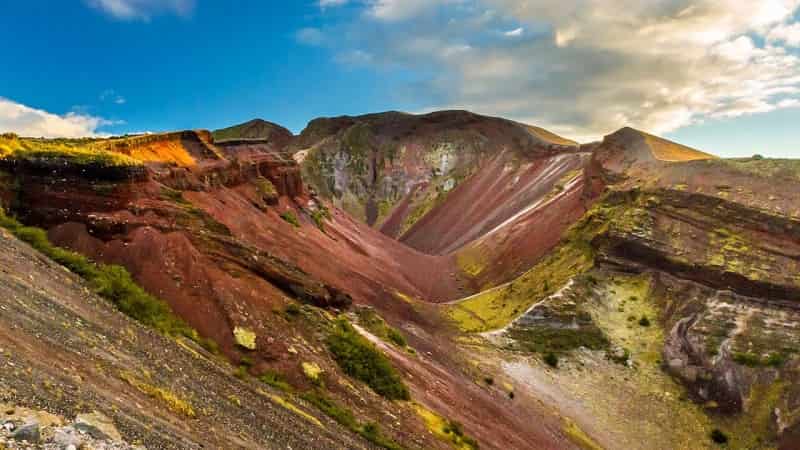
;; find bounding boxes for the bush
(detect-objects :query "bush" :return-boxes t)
[638,316,651,327]
[326,319,409,400]
[710,428,729,444]
[544,352,559,368]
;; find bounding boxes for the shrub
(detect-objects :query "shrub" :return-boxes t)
[638,316,651,327]
[280,211,300,228]
[326,319,409,400]
[710,429,729,444]
[752,154,764,160]
[544,352,559,368]
[483,377,494,386]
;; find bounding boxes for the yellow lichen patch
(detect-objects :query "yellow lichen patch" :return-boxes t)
[302,362,323,382]
[644,134,715,162]
[590,273,661,365]
[119,371,196,418]
[448,242,593,332]
[413,403,479,450]
[563,418,604,450]
[456,245,486,278]
[393,291,417,304]
[262,390,324,428]
[234,326,257,350]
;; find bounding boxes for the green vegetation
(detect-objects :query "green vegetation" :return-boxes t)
[255,177,278,201]
[259,369,293,392]
[544,352,559,368]
[326,319,410,400]
[301,391,403,450]
[280,211,301,228]
[310,205,331,231]
[0,207,217,352]
[414,403,479,450]
[720,157,800,181]
[510,326,609,357]
[732,351,788,368]
[638,316,651,327]
[0,134,140,167]
[355,307,410,351]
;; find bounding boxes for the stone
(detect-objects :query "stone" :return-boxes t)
[233,326,257,350]
[75,411,123,441]
[53,426,83,448]
[10,421,40,444]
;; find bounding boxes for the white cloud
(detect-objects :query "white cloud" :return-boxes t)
[296,27,326,46]
[100,89,126,105]
[0,98,113,138]
[368,0,445,22]
[769,22,800,46]
[86,0,195,20]
[319,0,349,8]
[326,0,800,141]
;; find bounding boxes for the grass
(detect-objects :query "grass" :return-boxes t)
[732,351,787,368]
[301,390,403,450]
[509,326,609,356]
[326,319,410,400]
[0,207,217,352]
[355,308,409,350]
[0,134,141,167]
[259,369,293,392]
[281,211,301,228]
[413,403,479,450]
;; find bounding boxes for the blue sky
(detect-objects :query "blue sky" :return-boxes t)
[1,0,799,158]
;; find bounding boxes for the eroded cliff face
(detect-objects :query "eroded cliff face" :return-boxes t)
[0,128,577,450]
[293,110,580,231]
[4,116,800,449]
[449,129,800,449]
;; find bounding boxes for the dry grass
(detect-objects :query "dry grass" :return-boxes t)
[0,135,140,167]
[644,134,715,162]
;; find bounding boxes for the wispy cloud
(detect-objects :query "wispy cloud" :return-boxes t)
[0,98,114,138]
[313,0,800,141]
[100,89,126,105]
[85,0,195,21]
[295,27,326,46]
[319,0,349,8]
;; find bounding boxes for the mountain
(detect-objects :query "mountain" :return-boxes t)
[212,118,294,144]
[1,113,799,449]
